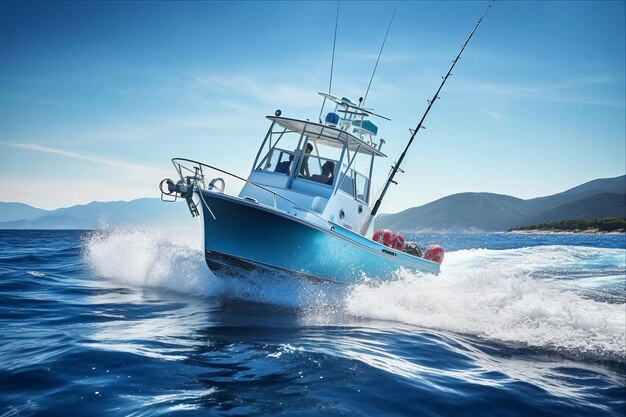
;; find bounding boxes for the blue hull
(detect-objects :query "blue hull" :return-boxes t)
[198,190,440,284]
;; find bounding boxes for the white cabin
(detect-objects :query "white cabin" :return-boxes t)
[239,94,388,236]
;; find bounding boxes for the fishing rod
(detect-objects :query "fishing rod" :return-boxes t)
[366,1,494,225]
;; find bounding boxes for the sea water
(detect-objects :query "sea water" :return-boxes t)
[0,229,624,416]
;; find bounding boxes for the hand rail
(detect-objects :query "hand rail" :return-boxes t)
[171,157,331,226]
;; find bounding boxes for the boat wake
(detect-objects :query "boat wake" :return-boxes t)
[348,247,625,360]
[84,229,626,360]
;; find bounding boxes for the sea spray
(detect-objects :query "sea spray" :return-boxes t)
[83,229,625,359]
[84,228,217,296]
[346,247,626,359]
[83,228,346,309]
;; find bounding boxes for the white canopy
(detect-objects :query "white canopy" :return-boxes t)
[267,116,387,157]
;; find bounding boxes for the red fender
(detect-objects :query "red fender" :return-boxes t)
[423,245,445,264]
[390,233,405,251]
[372,229,386,244]
[372,229,406,251]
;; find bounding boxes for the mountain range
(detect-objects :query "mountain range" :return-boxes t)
[375,175,625,232]
[0,198,196,230]
[1,175,624,231]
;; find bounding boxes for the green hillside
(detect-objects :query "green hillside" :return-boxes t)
[510,218,626,232]
[376,193,531,232]
[376,175,625,232]
[517,192,625,226]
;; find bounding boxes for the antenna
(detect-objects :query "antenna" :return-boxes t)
[319,0,341,123]
[362,1,494,232]
[363,7,396,107]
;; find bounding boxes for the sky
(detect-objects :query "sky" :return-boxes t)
[1,1,624,213]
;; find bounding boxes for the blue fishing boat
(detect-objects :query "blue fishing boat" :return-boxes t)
[159,3,491,284]
[160,94,442,284]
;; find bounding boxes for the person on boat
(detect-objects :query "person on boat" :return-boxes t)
[274,154,293,174]
[299,143,314,178]
[311,160,335,185]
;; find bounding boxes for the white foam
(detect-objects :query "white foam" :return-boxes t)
[346,246,626,357]
[83,230,626,357]
[83,228,341,308]
[84,228,217,296]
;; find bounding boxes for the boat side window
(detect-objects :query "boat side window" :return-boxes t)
[355,171,369,203]
[351,150,372,203]
[338,168,355,197]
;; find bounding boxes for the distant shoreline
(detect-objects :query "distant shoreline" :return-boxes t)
[508,229,625,235]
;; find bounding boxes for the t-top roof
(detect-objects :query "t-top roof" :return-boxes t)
[318,93,391,121]
[267,116,387,157]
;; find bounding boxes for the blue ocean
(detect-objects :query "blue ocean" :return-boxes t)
[0,229,624,416]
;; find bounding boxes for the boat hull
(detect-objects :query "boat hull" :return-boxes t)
[198,189,440,284]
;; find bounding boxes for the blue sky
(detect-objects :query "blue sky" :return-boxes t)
[1,1,624,212]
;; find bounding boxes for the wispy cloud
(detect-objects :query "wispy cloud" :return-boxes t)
[192,74,321,108]
[485,111,503,121]
[471,75,613,93]
[0,142,169,177]
[456,75,625,107]
[337,51,414,64]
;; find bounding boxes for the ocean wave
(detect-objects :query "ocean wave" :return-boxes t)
[83,229,626,360]
[347,247,626,359]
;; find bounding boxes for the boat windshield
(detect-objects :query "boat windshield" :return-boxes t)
[254,127,301,174]
[297,139,342,186]
[256,148,295,174]
[252,117,373,200]
[298,154,337,186]
[255,128,343,186]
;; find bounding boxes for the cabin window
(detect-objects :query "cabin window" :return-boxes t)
[258,148,295,174]
[297,140,342,186]
[335,147,372,202]
[355,172,369,203]
[255,128,302,173]
[338,168,355,197]
[300,155,337,185]
[352,149,372,203]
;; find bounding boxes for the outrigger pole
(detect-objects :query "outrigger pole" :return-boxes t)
[366,1,494,227]
[362,7,396,107]
[318,0,341,124]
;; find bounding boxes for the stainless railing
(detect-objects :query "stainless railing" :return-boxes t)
[167,158,330,224]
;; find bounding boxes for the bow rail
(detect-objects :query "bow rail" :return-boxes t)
[160,158,331,225]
